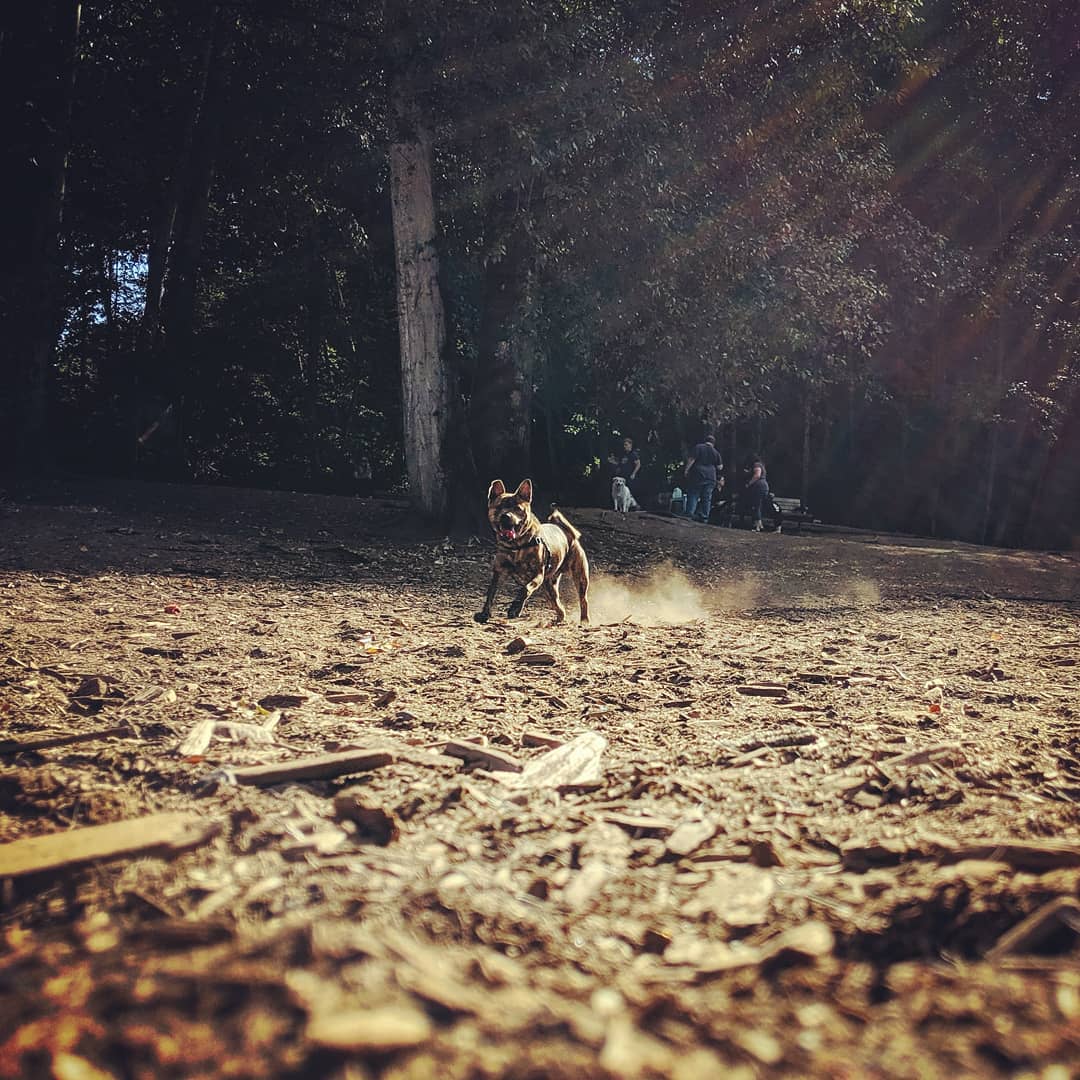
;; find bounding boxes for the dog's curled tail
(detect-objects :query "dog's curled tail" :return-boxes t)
[547,506,581,543]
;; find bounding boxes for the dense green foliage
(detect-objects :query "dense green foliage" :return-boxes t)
[2,0,1077,546]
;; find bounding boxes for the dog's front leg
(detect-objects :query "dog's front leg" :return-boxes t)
[507,569,545,619]
[474,568,503,623]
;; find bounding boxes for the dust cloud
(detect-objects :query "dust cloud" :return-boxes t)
[587,566,882,623]
[842,577,882,605]
[588,563,709,625]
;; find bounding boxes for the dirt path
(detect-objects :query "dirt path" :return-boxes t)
[2,482,1079,1078]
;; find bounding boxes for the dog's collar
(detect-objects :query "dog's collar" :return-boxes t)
[497,533,543,551]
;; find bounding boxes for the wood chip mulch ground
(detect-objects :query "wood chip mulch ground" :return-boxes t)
[2,479,1079,1078]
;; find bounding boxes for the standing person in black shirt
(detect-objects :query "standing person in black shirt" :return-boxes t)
[607,437,641,493]
[745,453,769,531]
[683,434,722,522]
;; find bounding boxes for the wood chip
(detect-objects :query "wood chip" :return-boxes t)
[516,651,556,666]
[0,812,221,880]
[521,729,565,749]
[505,635,535,655]
[306,1005,432,1052]
[949,840,1080,871]
[442,741,524,773]
[502,731,606,788]
[602,812,676,834]
[0,725,130,756]
[177,716,216,756]
[695,920,834,975]
[736,684,790,698]
[881,742,966,768]
[230,749,395,786]
[666,818,720,858]
[257,693,309,709]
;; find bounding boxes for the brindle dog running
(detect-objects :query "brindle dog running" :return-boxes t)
[474,479,590,625]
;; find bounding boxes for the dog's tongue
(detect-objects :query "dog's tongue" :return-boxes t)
[499,527,517,541]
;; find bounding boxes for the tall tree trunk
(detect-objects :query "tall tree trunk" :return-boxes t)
[300,237,330,477]
[801,390,811,509]
[141,5,219,348]
[470,196,535,482]
[147,11,230,477]
[160,85,224,391]
[389,125,452,519]
[1,1,82,481]
[981,197,1008,546]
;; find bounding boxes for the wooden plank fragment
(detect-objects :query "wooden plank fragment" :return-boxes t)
[0,812,220,880]
[0,725,130,756]
[442,741,523,773]
[521,729,566,749]
[231,749,395,786]
[502,731,606,789]
[736,684,790,698]
[515,651,556,666]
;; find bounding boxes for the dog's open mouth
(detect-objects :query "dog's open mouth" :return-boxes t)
[498,527,517,542]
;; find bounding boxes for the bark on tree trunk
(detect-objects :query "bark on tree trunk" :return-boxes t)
[801,391,811,509]
[471,200,535,483]
[160,105,222,386]
[981,319,1005,546]
[981,197,1007,546]
[146,11,230,478]
[141,5,219,348]
[389,128,452,520]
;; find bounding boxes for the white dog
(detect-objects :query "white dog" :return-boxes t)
[611,476,639,513]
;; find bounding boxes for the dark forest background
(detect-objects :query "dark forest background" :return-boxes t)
[3,1,1079,547]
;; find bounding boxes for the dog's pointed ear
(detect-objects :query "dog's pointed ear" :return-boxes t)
[487,479,506,503]
[514,479,533,503]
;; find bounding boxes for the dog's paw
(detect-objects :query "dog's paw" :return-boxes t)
[473,610,490,624]
[506,602,524,619]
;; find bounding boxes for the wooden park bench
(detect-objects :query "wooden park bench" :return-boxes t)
[770,496,817,533]
[713,493,816,532]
